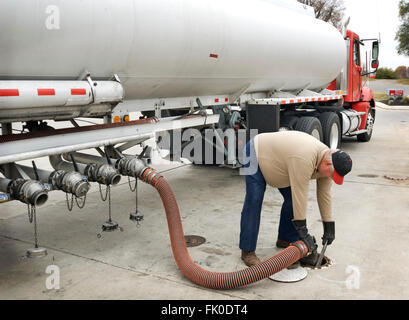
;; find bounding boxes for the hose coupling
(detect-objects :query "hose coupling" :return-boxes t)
[140,168,162,185]
[290,241,309,258]
[49,170,90,198]
[115,157,149,179]
[8,179,48,207]
[84,163,121,186]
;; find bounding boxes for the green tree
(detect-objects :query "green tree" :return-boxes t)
[396,0,409,56]
[376,68,398,80]
[297,0,345,28]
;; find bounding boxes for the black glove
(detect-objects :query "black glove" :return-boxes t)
[322,221,335,245]
[292,220,318,253]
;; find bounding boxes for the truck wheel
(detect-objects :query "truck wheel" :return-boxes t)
[357,109,375,142]
[280,116,299,130]
[319,112,341,149]
[295,117,323,142]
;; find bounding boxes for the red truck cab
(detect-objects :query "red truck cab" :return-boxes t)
[343,30,379,142]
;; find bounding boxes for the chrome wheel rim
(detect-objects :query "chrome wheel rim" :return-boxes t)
[329,123,339,150]
[366,113,374,135]
[311,128,321,141]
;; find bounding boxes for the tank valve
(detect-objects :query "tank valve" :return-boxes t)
[85,159,122,234]
[116,157,149,179]
[116,157,148,225]
[84,163,121,186]
[8,179,48,207]
[49,170,90,198]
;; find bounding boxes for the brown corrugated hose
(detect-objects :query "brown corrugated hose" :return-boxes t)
[141,168,309,289]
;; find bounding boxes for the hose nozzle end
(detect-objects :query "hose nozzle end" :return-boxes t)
[290,241,309,258]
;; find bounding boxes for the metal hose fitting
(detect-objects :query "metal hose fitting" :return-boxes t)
[49,170,90,198]
[84,163,121,186]
[8,179,48,206]
[115,157,149,178]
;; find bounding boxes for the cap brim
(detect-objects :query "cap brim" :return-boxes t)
[333,170,344,185]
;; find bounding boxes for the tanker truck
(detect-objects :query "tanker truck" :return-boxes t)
[0,0,379,286]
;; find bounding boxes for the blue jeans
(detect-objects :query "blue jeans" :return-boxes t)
[239,141,299,252]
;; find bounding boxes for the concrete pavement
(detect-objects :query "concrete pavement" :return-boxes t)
[0,107,408,300]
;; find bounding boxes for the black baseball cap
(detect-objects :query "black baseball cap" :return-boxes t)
[332,150,353,185]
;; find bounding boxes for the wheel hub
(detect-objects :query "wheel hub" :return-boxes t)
[329,123,339,150]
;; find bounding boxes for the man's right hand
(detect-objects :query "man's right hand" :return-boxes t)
[292,220,318,253]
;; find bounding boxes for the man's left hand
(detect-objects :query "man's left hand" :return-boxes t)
[322,221,335,245]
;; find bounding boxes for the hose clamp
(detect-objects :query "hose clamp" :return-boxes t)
[290,241,309,257]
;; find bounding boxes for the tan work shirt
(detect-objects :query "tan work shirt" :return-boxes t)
[254,131,333,222]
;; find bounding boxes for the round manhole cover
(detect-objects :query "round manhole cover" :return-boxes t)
[269,267,308,283]
[358,174,379,178]
[185,235,206,247]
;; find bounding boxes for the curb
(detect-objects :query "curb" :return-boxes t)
[375,101,409,111]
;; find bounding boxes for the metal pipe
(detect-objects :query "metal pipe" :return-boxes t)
[17,164,90,198]
[62,152,107,166]
[49,154,88,174]
[16,165,56,182]
[0,177,48,206]
[0,115,219,166]
[0,178,11,192]
[62,152,147,181]
[50,154,121,186]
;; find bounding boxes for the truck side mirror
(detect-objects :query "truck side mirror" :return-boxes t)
[372,41,379,60]
[371,60,379,69]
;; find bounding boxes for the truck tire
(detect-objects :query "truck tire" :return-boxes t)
[357,108,375,142]
[319,112,341,149]
[280,116,299,130]
[295,117,323,142]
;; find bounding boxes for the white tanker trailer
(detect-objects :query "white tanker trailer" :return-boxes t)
[0,0,379,272]
[0,0,379,142]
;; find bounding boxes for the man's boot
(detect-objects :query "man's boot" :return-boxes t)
[276,239,291,249]
[241,251,261,267]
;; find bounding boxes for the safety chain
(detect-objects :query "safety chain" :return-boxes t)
[27,203,35,223]
[128,176,137,192]
[27,204,39,248]
[66,193,74,211]
[99,184,110,202]
[75,194,87,209]
[66,193,87,211]
[98,184,113,222]
[107,185,112,222]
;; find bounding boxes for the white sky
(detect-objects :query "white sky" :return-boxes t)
[343,0,409,69]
